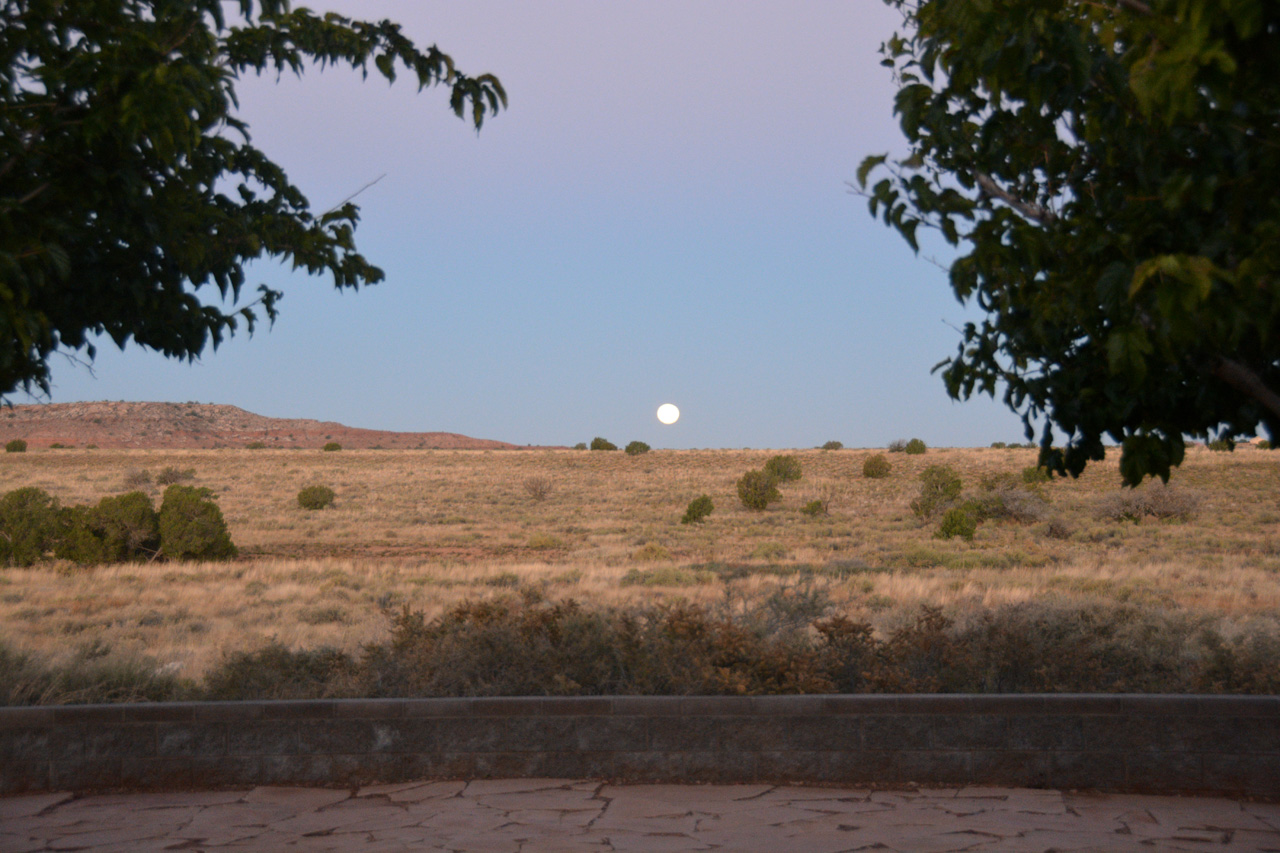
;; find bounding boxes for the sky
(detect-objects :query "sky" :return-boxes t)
[36,1,1033,449]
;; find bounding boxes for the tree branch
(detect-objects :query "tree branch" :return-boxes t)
[975,172,1058,224]
[1213,357,1280,424]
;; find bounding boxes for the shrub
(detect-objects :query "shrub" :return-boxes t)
[1259,439,1272,450]
[245,441,267,449]
[887,439,908,453]
[1206,438,1233,452]
[203,643,356,701]
[121,468,152,490]
[990,441,1007,449]
[905,438,928,454]
[936,507,977,541]
[1094,481,1200,524]
[322,441,342,451]
[624,440,651,456]
[862,454,891,478]
[1020,465,1051,484]
[0,487,62,566]
[527,532,564,550]
[90,491,160,562]
[737,469,781,510]
[49,442,70,449]
[910,465,962,519]
[4,439,26,453]
[54,506,108,566]
[681,495,714,524]
[158,485,237,561]
[523,476,553,502]
[589,437,617,451]
[763,454,803,483]
[572,442,587,450]
[297,485,336,510]
[155,466,195,486]
[820,440,843,451]
[632,542,672,561]
[800,499,828,517]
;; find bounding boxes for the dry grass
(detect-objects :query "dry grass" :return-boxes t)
[0,444,1277,680]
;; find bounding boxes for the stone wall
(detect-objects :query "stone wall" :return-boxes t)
[2,695,1276,796]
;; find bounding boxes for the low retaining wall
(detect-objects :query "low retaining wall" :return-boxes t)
[2,695,1277,797]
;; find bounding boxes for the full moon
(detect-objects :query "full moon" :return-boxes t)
[656,403,680,425]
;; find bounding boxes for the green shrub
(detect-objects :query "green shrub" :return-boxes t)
[155,466,195,486]
[589,437,617,451]
[0,487,62,567]
[1021,465,1051,484]
[572,442,588,450]
[800,499,828,517]
[936,507,977,541]
[763,454,803,483]
[297,485,336,510]
[680,495,714,524]
[322,441,342,451]
[158,485,237,561]
[910,465,962,519]
[737,469,781,510]
[820,440,843,451]
[862,454,891,478]
[624,440,651,456]
[49,442,70,449]
[990,441,1007,449]
[1258,439,1272,450]
[54,506,108,566]
[90,492,160,562]
[905,438,928,454]
[4,439,26,453]
[245,441,267,449]
[1206,438,1233,452]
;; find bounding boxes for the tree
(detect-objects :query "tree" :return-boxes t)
[1,0,506,397]
[859,0,1279,485]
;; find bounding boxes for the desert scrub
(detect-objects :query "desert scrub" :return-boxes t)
[820,440,844,450]
[624,441,651,456]
[737,469,781,510]
[681,495,714,524]
[632,541,672,561]
[297,485,336,510]
[155,466,196,486]
[121,468,152,490]
[589,437,617,451]
[621,566,713,586]
[862,454,891,479]
[4,439,26,453]
[158,485,237,561]
[523,476,553,502]
[800,499,828,517]
[763,454,802,483]
[910,465,962,519]
[936,507,977,541]
[322,442,342,452]
[1095,481,1200,523]
[0,641,191,705]
[905,438,928,455]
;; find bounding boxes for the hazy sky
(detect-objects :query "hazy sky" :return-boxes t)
[38,1,1032,449]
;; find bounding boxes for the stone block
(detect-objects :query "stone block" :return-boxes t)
[1007,714,1083,750]
[1047,750,1126,791]
[928,714,1007,749]
[1123,751,1203,795]
[226,720,298,756]
[862,715,932,750]
[155,722,225,758]
[968,749,1048,788]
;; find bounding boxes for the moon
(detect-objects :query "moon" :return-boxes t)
[656,403,680,425]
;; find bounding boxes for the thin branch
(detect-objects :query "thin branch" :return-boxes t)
[1212,357,1280,424]
[975,172,1058,225]
[1116,0,1153,14]
[321,173,386,216]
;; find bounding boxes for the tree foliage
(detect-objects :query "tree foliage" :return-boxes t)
[0,0,506,396]
[860,0,1280,484]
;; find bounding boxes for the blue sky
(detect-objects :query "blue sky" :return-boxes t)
[39,1,1031,449]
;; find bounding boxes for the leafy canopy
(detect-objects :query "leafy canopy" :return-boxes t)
[859,0,1279,485]
[1,0,506,396]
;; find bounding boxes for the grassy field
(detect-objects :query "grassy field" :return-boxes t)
[0,443,1278,684]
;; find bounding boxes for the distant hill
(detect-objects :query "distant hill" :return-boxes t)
[0,401,529,450]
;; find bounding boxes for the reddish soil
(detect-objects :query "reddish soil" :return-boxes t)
[0,401,535,450]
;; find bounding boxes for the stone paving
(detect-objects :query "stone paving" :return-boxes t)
[2,780,1279,852]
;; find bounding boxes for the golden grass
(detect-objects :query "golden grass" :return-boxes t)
[0,444,1277,677]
